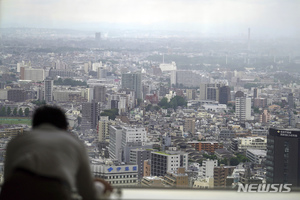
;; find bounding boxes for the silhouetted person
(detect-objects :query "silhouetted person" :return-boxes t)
[0,105,112,200]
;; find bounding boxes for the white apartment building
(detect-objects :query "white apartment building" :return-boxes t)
[108,125,123,162]
[200,159,218,178]
[235,96,251,121]
[121,126,147,146]
[236,137,267,151]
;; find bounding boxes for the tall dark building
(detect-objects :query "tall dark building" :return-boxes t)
[81,100,100,131]
[266,128,300,187]
[44,79,53,103]
[253,88,258,98]
[93,86,106,103]
[219,86,231,104]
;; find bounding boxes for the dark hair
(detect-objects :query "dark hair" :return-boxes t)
[32,105,68,130]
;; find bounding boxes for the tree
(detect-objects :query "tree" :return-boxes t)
[31,100,46,106]
[13,108,17,116]
[158,97,169,109]
[7,107,11,116]
[18,108,23,116]
[24,108,30,117]
[230,157,239,166]
[145,104,153,112]
[100,108,119,120]
[0,107,6,116]
[253,107,260,114]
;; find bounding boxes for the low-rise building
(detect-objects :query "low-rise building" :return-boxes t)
[91,164,138,186]
[141,176,164,187]
[246,149,266,164]
[188,141,223,153]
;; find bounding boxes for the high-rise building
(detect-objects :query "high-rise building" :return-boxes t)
[108,125,123,162]
[260,109,271,123]
[81,100,99,130]
[151,151,188,177]
[199,83,225,101]
[129,149,152,179]
[266,128,300,187]
[44,79,53,103]
[254,98,267,108]
[214,165,236,187]
[219,86,231,104]
[93,86,106,103]
[253,88,258,98]
[186,89,196,100]
[97,67,107,79]
[121,72,142,100]
[97,116,110,142]
[206,87,219,101]
[201,160,218,178]
[235,92,251,121]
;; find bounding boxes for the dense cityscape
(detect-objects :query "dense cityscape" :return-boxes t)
[0,26,299,192]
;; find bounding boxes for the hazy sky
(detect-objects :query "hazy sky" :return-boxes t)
[1,0,300,36]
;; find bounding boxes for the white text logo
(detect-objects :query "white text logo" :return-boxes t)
[237,184,292,192]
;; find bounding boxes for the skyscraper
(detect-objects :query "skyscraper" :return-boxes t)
[121,72,142,100]
[266,128,300,187]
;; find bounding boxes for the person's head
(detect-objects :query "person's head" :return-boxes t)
[32,105,68,130]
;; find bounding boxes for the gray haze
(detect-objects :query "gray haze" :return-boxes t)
[1,0,300,37]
